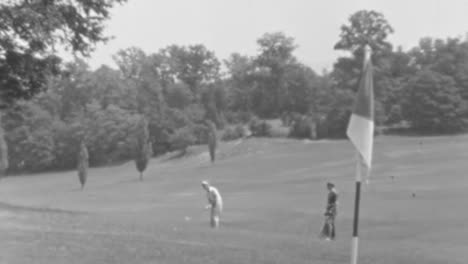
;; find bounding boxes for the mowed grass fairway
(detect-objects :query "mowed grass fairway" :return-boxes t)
[0,135,467,264]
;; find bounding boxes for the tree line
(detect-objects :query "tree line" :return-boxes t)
[1,4,468,174]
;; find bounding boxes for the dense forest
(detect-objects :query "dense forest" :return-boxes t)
[1,4,468,173]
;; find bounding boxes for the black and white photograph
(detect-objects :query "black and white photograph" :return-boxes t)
[0,0,467,263]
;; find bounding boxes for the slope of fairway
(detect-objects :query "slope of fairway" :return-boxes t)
[0,135,467,264]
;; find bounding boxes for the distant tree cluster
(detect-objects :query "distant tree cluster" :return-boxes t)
[1,6,468,174]
[0,0,127,174]
[331,10,468,135]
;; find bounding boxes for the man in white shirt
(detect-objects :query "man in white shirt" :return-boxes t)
[201,181,223,228]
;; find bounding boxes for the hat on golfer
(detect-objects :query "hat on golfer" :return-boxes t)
[201,181,210,187]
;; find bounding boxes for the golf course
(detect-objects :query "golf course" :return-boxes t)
[0,135,467,264]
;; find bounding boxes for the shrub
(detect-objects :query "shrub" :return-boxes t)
[86,103,141,166]
[234,124,246,138]
[289,115,313,139]
[225,111,253,124]
[192,123,209,145]
[280,112,291,127]
[165,82,193,109]
[386,105,403,125]
[222,125,245,141]
[53,120,84,170]
[269,124,290,138]
[3,101,56,172]
[169,126,196,154]
[249,117,272,137]
[402,70,467,133]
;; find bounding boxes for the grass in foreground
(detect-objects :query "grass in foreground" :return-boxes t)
[0,135,467,264]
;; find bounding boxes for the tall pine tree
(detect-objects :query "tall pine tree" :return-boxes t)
[207,120,217,163]
[0,115,8,178]
[77,141,89,190]
[135,118,151,181]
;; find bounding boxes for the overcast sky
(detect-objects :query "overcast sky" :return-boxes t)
[85,0,468,72]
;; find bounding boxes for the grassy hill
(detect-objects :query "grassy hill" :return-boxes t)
[0,135,467,264]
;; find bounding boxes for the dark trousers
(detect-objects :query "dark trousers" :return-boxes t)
[320,214,336,239]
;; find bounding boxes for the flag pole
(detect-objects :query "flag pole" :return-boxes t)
[351,153,363,264]
[365,165,371,186]
[350,45,372,264]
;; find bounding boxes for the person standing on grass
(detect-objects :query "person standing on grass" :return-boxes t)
[320,182,338,240]
[201,181,223,228]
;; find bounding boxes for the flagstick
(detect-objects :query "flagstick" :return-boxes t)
[351,153,362,264]
[365,166,371,186]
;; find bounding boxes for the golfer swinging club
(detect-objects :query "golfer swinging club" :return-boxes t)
[201,181,223,228]
[320,182,338,240]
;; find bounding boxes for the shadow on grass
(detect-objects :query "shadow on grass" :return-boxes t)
[382,127,468,137]
[71,186,85,192]
[77,178,144,192]
[0,201,83,215]
[98,178,142,188]
[165,150,189,161]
